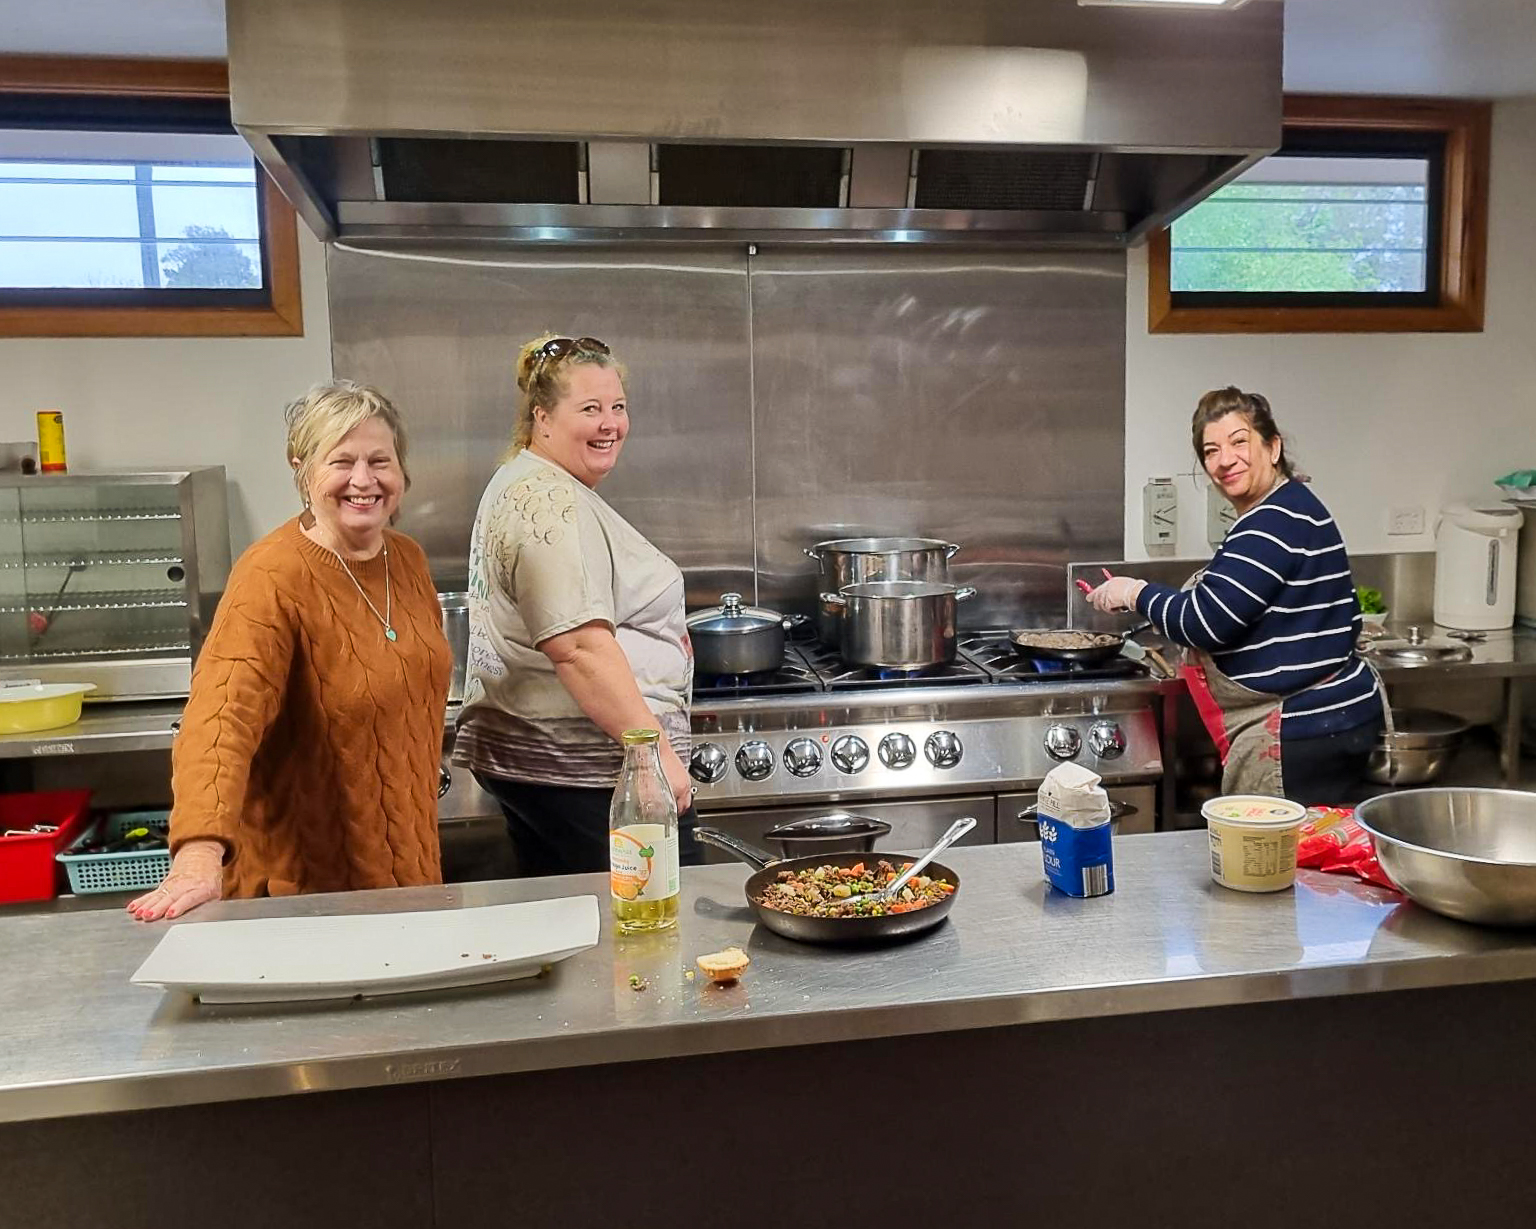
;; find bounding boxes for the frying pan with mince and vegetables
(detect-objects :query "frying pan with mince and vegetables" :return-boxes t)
[693,826,965,945]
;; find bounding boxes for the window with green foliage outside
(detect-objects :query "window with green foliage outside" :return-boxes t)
[1170,152,1437,303]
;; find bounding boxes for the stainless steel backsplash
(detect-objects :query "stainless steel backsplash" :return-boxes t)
[328,244,1126,627]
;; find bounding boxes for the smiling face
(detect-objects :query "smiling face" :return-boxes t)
[1201,411,1283,513]
[529,363,628,487]
[301,416,404,554]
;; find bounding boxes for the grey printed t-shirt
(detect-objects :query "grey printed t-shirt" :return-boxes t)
[454,449,692,787]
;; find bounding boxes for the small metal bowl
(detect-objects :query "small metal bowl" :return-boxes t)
[1365,709,1469,786]
[1355,788,1536,926]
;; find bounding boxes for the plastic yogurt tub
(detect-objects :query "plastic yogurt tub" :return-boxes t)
[1203,795,1309,893]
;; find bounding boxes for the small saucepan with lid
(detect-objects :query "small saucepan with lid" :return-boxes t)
[687,593,797,676]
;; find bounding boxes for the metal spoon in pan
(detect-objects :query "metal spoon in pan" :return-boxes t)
[840,816,976,909]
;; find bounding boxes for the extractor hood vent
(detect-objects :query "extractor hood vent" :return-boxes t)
[914,150,1096,213]
[229,0,1282,246]
[377,138,581,205]
[657,145,847,209]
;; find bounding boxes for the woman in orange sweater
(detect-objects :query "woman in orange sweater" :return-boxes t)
[129,382,452,921]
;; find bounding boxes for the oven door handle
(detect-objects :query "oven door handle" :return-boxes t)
[1016,802,1137,826]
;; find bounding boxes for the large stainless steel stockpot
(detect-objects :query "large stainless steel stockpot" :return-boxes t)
[805,537,960,645]
[437,592,469,703]
[820,580,977,670]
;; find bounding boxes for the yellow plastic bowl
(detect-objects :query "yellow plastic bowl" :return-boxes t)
[0,683,96,735]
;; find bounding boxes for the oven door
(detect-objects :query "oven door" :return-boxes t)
[996,784,1158,844]
[694,795,997,862]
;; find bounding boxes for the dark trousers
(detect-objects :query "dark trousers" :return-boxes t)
[473,772,703,878]
[1281,718,1381,808]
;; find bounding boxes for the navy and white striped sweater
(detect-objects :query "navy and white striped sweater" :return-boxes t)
[1134,480,1382,740]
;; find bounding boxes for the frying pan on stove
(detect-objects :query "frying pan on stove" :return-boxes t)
[693,827,961,945]
[1009,620,1153,665]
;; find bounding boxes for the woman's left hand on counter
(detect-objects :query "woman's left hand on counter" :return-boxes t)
[127,838,224,921]
[1085,575,1147,614]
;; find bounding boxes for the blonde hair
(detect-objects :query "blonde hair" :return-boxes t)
[510,333,627,454]
[284,380,410,504]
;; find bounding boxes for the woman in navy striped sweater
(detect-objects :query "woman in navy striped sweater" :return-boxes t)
[1088,388,1384,806]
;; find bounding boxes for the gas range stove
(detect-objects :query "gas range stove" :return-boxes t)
[688,631,1163,811]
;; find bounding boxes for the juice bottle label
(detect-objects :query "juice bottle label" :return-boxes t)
[610,823,679,902]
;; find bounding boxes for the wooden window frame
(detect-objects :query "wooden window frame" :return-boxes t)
[0,55,302,338]
[1148,95,1491,335]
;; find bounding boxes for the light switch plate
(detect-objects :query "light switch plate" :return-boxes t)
[1207,482,1238,547]
[1143,478,1177,548]
[1388,505,1426,536]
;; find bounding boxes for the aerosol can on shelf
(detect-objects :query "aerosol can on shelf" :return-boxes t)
[610,728,680,933]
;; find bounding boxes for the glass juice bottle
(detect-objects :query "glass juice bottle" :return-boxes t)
[610,728,680,933]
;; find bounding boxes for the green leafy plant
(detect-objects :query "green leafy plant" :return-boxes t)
[1356,585,1387,615]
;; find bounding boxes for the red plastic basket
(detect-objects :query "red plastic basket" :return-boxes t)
[0,790,93,904]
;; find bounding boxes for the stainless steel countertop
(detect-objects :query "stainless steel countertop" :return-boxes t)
[5,831,1535,1124]
[1366,625,1536,681]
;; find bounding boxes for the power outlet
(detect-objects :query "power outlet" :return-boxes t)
[1388,505,1426,536]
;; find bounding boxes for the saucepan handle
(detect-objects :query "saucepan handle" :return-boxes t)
[693,826,778,870]
[943,543,961,559]
[819,592,846,609]
[954,586,978,602]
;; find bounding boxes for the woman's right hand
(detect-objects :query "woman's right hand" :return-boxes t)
[127,838,224,921]
[660,743,695,816]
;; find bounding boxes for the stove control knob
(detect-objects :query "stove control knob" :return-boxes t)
[783,737,823,778]
[689,742,729,784]
[878,732,917,770]
[1088,721,1126,760]
[925,730,963,769]
[1044,724,1082,761]
[830,734,870,774]
[735,740,776,781]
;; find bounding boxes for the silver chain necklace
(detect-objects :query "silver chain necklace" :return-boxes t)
[330,542,396,642]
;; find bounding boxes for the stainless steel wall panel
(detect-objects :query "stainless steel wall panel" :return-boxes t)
[327,245,755,597]
[748,249,1125,627]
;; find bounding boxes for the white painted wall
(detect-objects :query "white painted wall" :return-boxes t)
[1123,97,1536,562]
[0,229,332,553]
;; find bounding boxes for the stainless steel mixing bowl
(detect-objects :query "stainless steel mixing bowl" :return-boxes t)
[1354,788,1536,926]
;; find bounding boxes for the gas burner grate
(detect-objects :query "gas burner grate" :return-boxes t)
[958,631,1150,683]
[692,645,821,699]
[797,640,993,690]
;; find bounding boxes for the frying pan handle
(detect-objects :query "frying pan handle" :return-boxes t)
[693,826,778,870]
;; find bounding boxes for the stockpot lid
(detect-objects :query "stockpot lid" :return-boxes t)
[686,592,785,635]
[809,537,958,555]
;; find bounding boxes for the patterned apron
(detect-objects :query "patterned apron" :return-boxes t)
[1176,570,1391,800]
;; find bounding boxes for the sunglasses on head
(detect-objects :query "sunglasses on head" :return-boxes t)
[534,336,610,366]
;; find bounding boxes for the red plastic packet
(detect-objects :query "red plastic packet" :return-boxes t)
[1297,807,1398,891]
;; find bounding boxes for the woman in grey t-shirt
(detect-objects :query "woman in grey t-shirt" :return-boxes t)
[455,334,699,875]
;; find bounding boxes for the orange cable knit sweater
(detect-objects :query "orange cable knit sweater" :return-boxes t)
[169,518,452,898]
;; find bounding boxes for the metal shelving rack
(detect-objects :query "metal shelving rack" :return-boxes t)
[0,469,229,701]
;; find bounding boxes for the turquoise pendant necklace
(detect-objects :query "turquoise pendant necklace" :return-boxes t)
[331,543,396,643]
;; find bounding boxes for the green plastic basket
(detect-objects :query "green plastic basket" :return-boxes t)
[57,811,171,895]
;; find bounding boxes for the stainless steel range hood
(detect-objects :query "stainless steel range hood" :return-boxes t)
[227,0,1282,245]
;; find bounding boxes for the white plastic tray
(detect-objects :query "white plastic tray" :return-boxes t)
[131,895,601,1003]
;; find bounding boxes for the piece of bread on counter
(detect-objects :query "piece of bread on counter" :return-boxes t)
[695,946,750,984]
